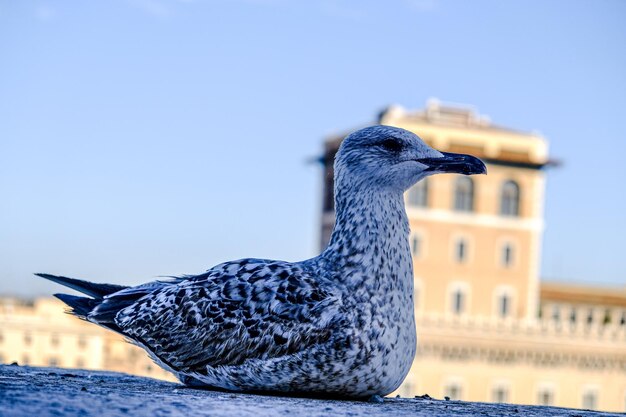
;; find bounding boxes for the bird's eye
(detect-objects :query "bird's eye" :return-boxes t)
[379,138,404,153]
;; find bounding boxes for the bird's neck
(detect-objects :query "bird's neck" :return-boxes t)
[321,183,412,290]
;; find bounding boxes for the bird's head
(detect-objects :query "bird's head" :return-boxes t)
[334,125,487,192]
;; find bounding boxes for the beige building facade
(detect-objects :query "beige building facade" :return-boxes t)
[321,100,626,412]
[0,297,175,382]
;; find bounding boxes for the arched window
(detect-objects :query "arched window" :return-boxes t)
[494,286,515,319]
[454,177,474,212]
[501,243,514,267]
[407,178,429,207]
[455,238,467,263]
[410,233,422,258]
[492,385,510,403]
[400,381,414,397]
[452,289,465,315]
[500,180,520,216]
[449,282,470,316]
[414,286,420,309]
[78,335,87,349]
[414,278,423,312]
[582,389,598,410]
[498,294,510,318]
[537,387,554,406]
[444,382,463,400]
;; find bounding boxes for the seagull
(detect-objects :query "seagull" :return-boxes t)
[38,125,486,399]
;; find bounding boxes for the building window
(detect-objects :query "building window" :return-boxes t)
[407,178,429,207]
[78,335,87,349]
[0,353,4,364]
[501,243,514,268]
[452,290,466,315]
[537,388,554,406]
[21,355,30,366]
[582,389,598,410]
[498,295,511,318]
[454,177,474,212]
[0,331,3,344]
[444,382,463,400]
[552,306,560,322]
[48,357,59,367]
[455,239,468,263]
[400,382,414,397]
[414,279,423,311]
[75,358,85,368]
[570,308,577,324]
[586,309,594,325]
[414,287,420,309]
[24,332,32,346]
[620,311,626,326]
[492,386,510,403]
[322,149,336,213]
[410,233,422,258]
[500,180,520,216]
[50,334,60,347]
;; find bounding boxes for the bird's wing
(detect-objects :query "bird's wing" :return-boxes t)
[112,258,343,373]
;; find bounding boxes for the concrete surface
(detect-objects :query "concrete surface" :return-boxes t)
[0,364,621,417]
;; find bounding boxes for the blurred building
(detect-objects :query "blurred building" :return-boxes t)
[0,297,175,382]
[320,99,626,412]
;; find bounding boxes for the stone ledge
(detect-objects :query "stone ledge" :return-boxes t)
[0,365,619,417]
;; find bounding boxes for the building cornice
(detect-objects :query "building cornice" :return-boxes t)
[540,282,626,307]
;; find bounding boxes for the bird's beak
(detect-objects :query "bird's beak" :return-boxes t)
[418,152,487,175]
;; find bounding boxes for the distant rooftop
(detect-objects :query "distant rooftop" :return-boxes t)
[540,281,626,307]
[325,99,557,169]
[378,98,532,136]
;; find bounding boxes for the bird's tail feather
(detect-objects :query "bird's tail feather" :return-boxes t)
[35,273,128,299]
[37,272,156,326]
[53,293,98,319]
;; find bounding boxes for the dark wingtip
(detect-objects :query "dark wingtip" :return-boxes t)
[53,293,96,318]
[35,273,128,299]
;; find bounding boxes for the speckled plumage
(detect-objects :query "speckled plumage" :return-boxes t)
[38,125,486,399]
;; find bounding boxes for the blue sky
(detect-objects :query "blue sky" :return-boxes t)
[1,0,625,296]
